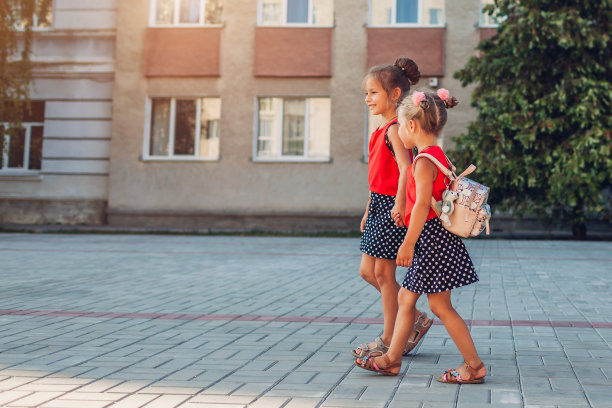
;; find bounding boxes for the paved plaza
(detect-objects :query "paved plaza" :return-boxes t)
[0,233,611,408]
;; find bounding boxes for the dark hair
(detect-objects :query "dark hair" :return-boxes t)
[398,89,459,136]
[364,57,421,105]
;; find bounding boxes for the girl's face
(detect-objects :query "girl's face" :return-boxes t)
[398,115,416,149]
[364,76,393,116]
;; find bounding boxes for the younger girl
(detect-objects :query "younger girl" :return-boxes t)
[352,58,433,359]
[355,89,486,384]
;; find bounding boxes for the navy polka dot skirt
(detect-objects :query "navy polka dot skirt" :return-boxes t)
[360,192,407,260]
[402,217,479,294]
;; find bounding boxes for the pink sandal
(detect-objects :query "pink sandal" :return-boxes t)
[355,354,401,376]
[437,362,486,384]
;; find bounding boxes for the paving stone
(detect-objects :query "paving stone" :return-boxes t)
[0,235,610,407]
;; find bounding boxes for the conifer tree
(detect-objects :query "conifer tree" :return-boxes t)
[454,0,611,239]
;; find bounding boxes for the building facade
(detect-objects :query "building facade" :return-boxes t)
[1,0,497,231]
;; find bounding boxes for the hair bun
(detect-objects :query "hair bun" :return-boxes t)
[445,96,459,109]
[394,57,421,85]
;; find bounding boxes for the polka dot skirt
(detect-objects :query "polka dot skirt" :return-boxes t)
[360,192,407,260]
[401,217,479,294]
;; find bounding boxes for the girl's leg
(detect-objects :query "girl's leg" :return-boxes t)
[355,288,420,375]
[427,291,486,379]
[373,258,401,346]
[386,288,421,361]
[355,254,427,353]
[359,253,380,291]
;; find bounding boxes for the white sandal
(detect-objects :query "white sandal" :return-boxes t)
[351,336,389,358]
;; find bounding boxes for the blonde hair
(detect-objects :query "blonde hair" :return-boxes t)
[398,89,458,136]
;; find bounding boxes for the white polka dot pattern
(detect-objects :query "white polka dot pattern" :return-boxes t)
[360,192,407,260]
[401,217,479,294]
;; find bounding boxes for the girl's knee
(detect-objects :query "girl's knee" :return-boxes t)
[398,288,419,310]
[360,266,374,281]
[429,301,454,319]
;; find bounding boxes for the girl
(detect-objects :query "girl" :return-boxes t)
[352,58,434,359]
[355,88,486,384]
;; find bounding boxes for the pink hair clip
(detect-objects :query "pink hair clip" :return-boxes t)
[437,88,450,101]
[412,91,425,106]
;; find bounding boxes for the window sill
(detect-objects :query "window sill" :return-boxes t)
[0,171,43,181]
[141,156,220,163]
[252,157,332,163]
[367,24,446,28]
[149,23,224,28]
[257,24,334,28]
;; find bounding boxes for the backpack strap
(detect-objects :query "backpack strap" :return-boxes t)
[413,152,477,186]
[413,152,478,217]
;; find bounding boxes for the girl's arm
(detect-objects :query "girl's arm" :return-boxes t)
[396,159,437,268]
[387,126,411,227]
[361,191,371,233]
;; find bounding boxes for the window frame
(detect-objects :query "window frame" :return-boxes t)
[479,0,501,28]
[149,0,223,27]
[142,96,221,162]
[257,0,334,27]
[0,122,44,174]
[368,0,445,27]
[14,1,54,31]
[253,96,331,163]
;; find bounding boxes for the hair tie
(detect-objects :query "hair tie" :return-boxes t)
[437,88,450,101]
[412,91,425,107]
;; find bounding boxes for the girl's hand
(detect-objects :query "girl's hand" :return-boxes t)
[360,211,368,233]
[396,242,414,268]
[390,202,405,227]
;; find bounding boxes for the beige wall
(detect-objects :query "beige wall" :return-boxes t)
[442,0,481,149]
[106,0,488,227]
[108,0,372,219]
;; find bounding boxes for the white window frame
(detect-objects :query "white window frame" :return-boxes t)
[257,0,333,27]
[368,0,445,27]
[479,0,502,28]
[14,1,53,31]
[142,96,221,162]
[253,96,331,163]
[149,0,223,27]
[0,122,44,174]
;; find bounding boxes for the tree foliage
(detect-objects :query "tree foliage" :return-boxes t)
[454,0,611,238]
[0,0,51,142]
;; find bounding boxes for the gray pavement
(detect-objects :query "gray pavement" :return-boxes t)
[0,233,611,408]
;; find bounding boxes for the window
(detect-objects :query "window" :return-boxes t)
[369,0,444,26]
[15,0,53,30]
[144,97,220,160]
[480,0,502,27]
[151,0,223,26]
[258,0,333,26]
[255,97,330,161]
[0,102,45,173]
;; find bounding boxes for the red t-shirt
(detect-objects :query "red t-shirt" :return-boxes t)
[368,119,401,196]
[404,146,449,226]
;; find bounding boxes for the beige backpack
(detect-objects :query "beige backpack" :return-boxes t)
[413,153,491,238]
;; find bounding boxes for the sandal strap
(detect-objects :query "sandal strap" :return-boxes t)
[465,361,485,375]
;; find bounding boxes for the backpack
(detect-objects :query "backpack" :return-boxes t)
[413,152,491,238]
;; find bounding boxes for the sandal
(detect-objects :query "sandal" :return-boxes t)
[403,312,434,355]
[351,336,388,358]
[355,354,401,376]
[437,361,486,384]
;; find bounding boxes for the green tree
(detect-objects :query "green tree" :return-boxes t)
[454,0,611,239]
[0,0,51,161]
